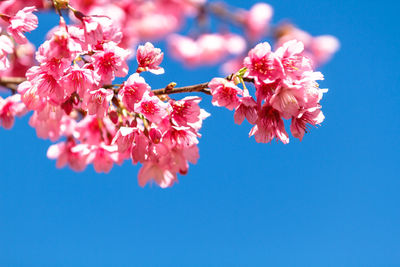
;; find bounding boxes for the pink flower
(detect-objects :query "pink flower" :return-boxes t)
[249,104,289,144]
[26,66,65,105]
[245,3,273,40]
[19,81,45,111]
[168,33,244,66]
[36,18,82,61]
[92,42,130,84]
[136,42,164,74]
[82,88,114,118]
[275,23,339,67]
[130,7,182,40]
[195,34,229,64]
[167,34,200,65]
[275,40,312,80]
[7,6,38,44]
[0,94,27,129]
[112,127,136,153]
[188,109,210,132]
[134,92,168,123]
[81,16,103,45]
[29,106,71,142]
[275,24,313,48]
[87,143,120,173]
[149,127,163,144]
[164,125,199,148]
[118,73,151,111]
[234,92,258,125]
[209,78,243,110]
[244,42,284,84]
[254,79,277,103]
[224,34,247,55]
[221,57,245,75]
[166,145,200,176]
[0,35,14,71]
[310,35,340,66]
[269,83,302,119]
[61,65,97,98]
[36,57,71,78]
[169,96,201,126]
[131,133,150,164]
[47,141,91,172]
[138,162,177,188]
[74,116,103,145]
[290,107,324,141]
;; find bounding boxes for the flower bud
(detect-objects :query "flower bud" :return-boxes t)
[109,110,119,124]
[149,128,162,144]
[61,99,73,115]
[54,0,69,9]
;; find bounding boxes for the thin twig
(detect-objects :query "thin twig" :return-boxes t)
[152,76,254,96]
[153,82,211,96]
[0,77,26,94]
[205,2,246,27]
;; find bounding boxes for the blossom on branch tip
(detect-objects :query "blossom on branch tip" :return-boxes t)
[136,42,164,74]
[244,42,284,84]
[209,78,243,110]
[0,1,336,187]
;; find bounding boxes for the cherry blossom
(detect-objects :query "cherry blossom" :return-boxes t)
[7,6,38,44]
[0,1,338,188]
[209,78,243,110]
[136,42,164,74]
[0,94,26,129]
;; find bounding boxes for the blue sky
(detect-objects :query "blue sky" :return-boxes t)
[0,0,399,266]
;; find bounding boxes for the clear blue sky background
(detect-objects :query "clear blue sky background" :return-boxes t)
[0,0,399,266]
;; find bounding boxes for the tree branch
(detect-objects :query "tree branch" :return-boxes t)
[0,77,26,85]
[153,82,211,96]
[152,76,254,96]
[0,77,26,94]
[206,2,246,27]
[0,76,255,97]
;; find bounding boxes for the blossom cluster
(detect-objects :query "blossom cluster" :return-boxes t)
[210,40,327,143]
[14,14,209,188]
[0,1,338,187]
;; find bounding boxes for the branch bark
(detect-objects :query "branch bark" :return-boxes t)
[153,82,211,96]
[0,77,26,94]
[0,76,255,96]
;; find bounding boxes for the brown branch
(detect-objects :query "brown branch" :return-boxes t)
[0,76,255,97]
[206,2,246,27]
[153,82,211,96]
[0,77,26,84]
[152,76,254,96]
[0,77,26,94]
[243,77,255,83]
